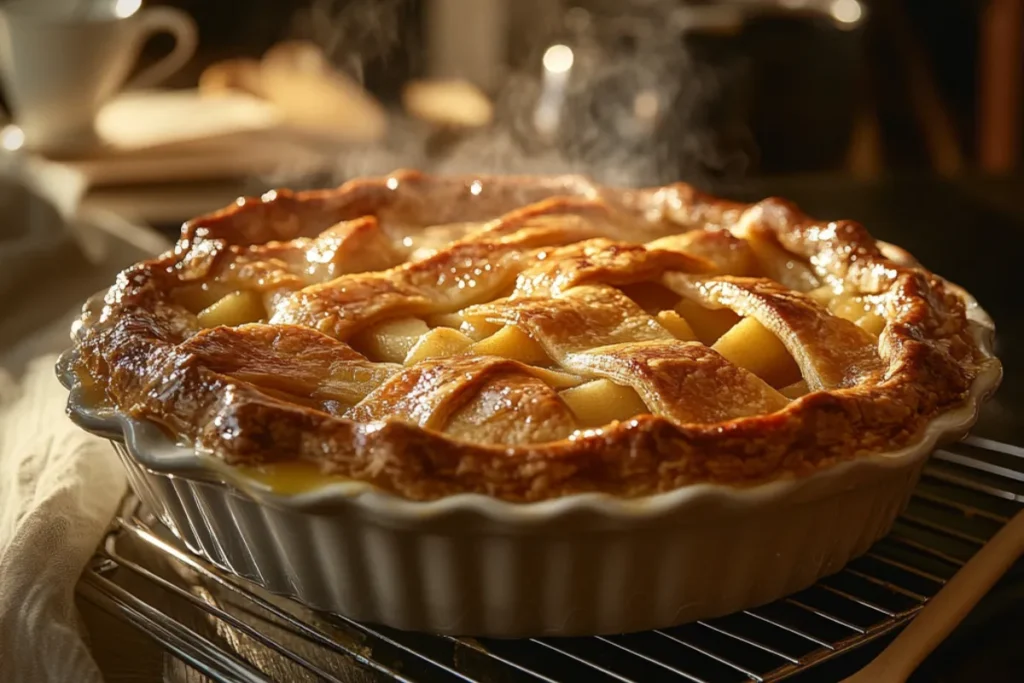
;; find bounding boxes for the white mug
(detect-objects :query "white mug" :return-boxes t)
[0,0,198,152]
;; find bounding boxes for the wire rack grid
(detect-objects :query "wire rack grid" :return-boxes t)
[77,435,1024,683]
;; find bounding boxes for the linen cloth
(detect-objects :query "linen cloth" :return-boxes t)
[0,155,168,682]
[0,355,126,682]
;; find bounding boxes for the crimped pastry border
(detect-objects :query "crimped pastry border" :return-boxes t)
[59,322,999,523]
[68,171,1002,502]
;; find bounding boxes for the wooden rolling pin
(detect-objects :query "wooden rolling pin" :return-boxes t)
[843,508,1024,683]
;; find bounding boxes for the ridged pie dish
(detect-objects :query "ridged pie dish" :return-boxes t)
[60,171,1001,636]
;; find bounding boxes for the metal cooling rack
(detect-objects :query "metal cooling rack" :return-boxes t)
[78,435,1024,683]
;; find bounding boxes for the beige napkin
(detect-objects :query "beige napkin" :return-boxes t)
[0,356,126,683]
[0,154,168,681]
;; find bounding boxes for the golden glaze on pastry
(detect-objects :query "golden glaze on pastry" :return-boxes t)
[73,170,999,501]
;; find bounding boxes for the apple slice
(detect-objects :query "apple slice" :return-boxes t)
[712,317,802,388]
[196,291,266,328]
[560,379,650,427]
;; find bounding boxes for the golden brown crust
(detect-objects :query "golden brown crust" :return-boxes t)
[665,275,883,390]
[73,170,999,502]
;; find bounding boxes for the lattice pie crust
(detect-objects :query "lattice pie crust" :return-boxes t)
[73,171,998,501]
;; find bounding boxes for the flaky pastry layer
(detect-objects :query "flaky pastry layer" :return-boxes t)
[73,171,999,501]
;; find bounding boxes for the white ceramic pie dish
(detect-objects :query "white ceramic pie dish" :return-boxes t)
[60,279,1001,638]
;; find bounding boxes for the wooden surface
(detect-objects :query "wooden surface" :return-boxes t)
[978,0,1023,173]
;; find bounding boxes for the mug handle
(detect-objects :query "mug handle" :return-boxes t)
[124,7,198,90]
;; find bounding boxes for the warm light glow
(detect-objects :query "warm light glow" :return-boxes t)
[1,125,25,152]
[114,0,142,19]
[633,91,660,121]
[542,44,574,75]
[830,0,863,25]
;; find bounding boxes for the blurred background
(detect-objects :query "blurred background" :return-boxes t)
[0,0,1017,227]
[146,0,1015,178]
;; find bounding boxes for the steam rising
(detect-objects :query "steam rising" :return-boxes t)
[290,0,406,85]
[267,0,756,190]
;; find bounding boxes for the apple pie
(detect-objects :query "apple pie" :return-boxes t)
[72,171,1000,502]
